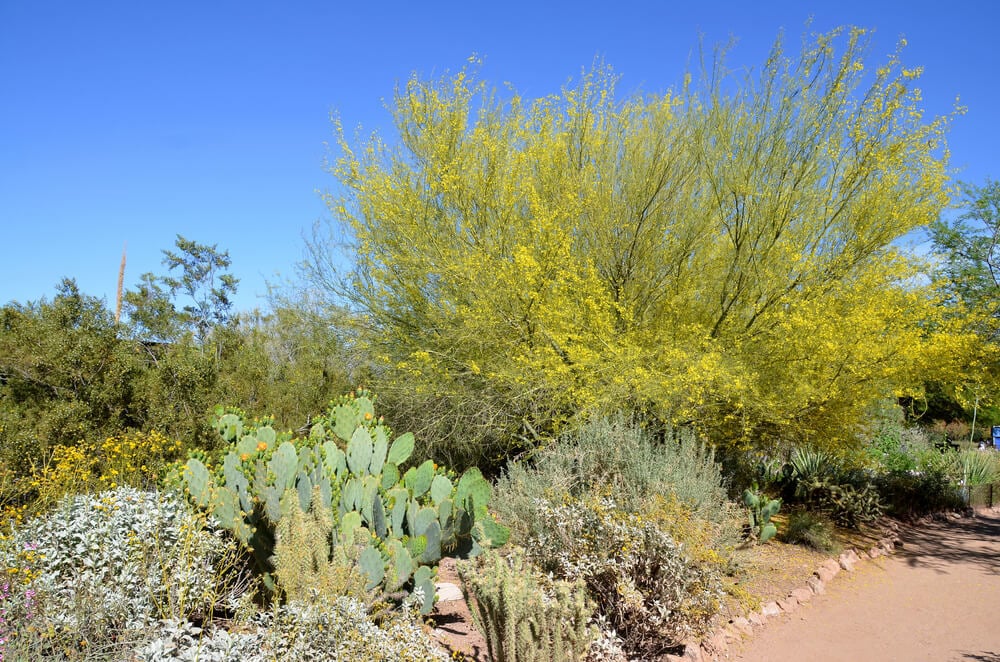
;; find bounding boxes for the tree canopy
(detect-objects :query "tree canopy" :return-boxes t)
[306,27,967,463]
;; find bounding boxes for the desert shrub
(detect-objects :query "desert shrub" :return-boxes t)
[786,448,883,529]
[495,416,736,540]
[458,548,597,662]
[0,487,248,657]
[134,595,448,662]
[520,497,722,657]
[10,430,186,526]
[782,511,840,553]
[875,468,963,517]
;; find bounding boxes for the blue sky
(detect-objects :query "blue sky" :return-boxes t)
[1,0,997,313]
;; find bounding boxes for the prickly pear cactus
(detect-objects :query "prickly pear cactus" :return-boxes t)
[743,487,781,544]
[181,389,509,612]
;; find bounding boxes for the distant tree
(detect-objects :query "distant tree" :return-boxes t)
[930,180,1000,336]
[124,235,239,346]
[305,27,961,464]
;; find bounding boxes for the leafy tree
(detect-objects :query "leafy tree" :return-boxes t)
[306,28,962,464]
[124,235,239,346]
[930,180,1000,336]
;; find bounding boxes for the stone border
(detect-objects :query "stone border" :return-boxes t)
[666,519,913,662]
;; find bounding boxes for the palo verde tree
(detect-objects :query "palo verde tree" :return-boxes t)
[307,28,964,464]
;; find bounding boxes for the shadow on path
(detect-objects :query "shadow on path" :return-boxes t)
[896,510,1000,576]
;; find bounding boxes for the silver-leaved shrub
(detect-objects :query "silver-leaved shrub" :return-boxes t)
[0,487,246,656]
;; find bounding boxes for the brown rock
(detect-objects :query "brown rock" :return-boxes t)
[731,616,754,636]
[838,552,857,571]
[806,575,825,595]
[704,632,729,656]
[762,601,782,617]
[820,558,841,574]
[777,595,799,613]
[791,587,813,604]
[682,640,703,661]
[748,612,767,627]
[722,626,744,642]
[815,565,838,582]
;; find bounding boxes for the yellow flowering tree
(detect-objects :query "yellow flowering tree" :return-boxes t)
[307,28,960,464]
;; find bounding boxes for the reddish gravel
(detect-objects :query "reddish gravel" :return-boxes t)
[733,509,1000,662]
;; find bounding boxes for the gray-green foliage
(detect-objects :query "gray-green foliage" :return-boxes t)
[1,487,245,654]
[458,549,597,662]
[180,390,508,613]
[134,596,448,662]
[520,498,722,656]
[495,416,731,531]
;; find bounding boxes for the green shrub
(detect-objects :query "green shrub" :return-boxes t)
[875,467,964,517]
[458,549,596,662]
[782,511,840,553]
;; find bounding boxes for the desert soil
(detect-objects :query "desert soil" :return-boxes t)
[733,509,1000,662]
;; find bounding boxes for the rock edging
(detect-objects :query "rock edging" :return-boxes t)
[667,518,916,662]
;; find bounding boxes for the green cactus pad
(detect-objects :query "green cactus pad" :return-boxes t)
[419,520,442,564]
[332,403,357,442]
[255,426,277,448]
[216,413,243,442]
[407,460,435,498]
[270,442,298,489]
[413,507,437,536]
[296,472,313,511]
[263,485,282,521]
[347,427,374,477]
[381,462,400,491]
[309,422,326,439]
[322,440,346,477]
[386,539,414,591]
[372,494,388,539]
[355,396,375,420]
[183,459,212,509]
[236,435,258,456]
[388,487,409,538]
[340,510,362,546]
[474,516,511,548]
[370,430,388,475]
[438,498,454,529]
[341,476,362,512]
[456,468,491,511]
[430,474,452,506]
[387,432,415,466]
[358,545,385,591]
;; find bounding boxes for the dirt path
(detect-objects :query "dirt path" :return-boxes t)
[733,509,1000,662]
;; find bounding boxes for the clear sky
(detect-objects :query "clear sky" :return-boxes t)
[2,0,997,313]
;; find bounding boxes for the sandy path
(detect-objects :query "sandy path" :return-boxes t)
[733,510,1000,662]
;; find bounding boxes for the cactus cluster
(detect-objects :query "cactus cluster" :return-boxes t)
[181,390,509,613]
[742,487,780,544]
